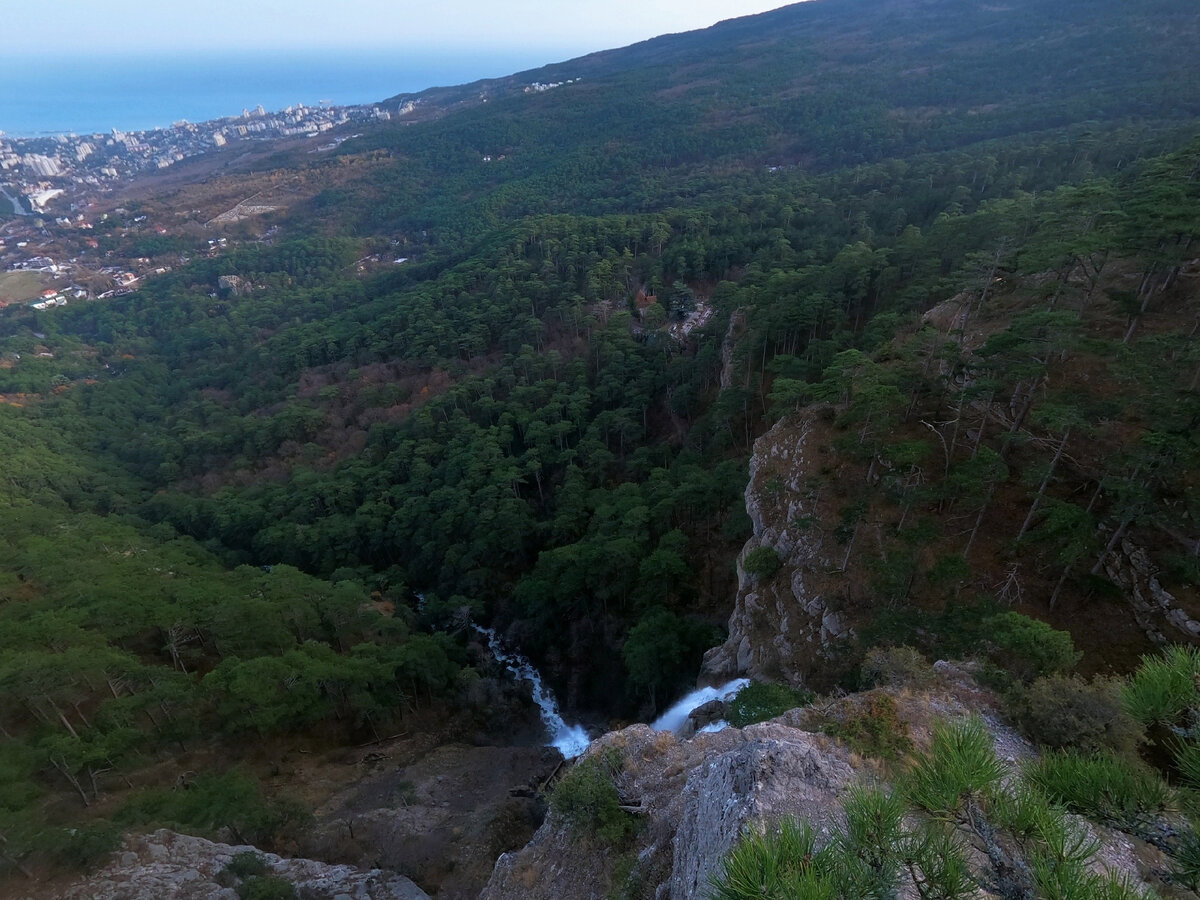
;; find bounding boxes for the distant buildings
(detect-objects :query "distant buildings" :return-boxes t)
[27,188,64,211]
[0,98,417,311]
[524,78,580,94]
[0,100,385,219]
[25,154,63,177]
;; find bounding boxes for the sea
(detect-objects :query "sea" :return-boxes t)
[0,49,575,138]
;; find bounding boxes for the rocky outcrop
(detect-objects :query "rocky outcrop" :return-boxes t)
[482,670,1167,900]
[216,274,247,297]
[1104,538,1200,646]
[702,413,849,687]
[684,698,726,735]
[482,721,857,900]
[665,729,855,899]
[44,829,429,900]
[920,291,973,336]
[719,309,746,391]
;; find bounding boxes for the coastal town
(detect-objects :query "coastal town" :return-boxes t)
[0,100,396,310]
[2,101,394,208]
[0,72,578,313]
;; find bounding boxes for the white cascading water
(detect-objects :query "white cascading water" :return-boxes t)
[474,626,591,759]
[650,677,749,734]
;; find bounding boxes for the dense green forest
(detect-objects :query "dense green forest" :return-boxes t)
[0,0,1197,883]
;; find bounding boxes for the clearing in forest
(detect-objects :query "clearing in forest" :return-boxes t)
[0,271,45,306]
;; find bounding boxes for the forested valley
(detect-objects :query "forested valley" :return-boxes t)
[0,0,1197,891]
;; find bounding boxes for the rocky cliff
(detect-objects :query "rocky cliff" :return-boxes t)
[702,412,852,689]
[480,664,1166,899]
[482,719,858,900]
[1105,538,1200,648]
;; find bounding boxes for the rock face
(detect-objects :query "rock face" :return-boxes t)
[482,720,857,900]
[216,274,247,296]
[702,413,849,687]
[684,698,726,735]
[920,292,973,337]
[45,829,429,900]
[481,670,1166,900]
[719,309,746,391]
[1104,538,1200,645]
[665,728,856,899]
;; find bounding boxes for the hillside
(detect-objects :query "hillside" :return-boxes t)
[384,0,1200,160]
[0,0,1197,895]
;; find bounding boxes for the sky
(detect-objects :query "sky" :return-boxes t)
[10,1,793,56]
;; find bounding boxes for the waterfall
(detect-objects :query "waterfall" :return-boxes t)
[474,626,591,759]
[650,678,749,734]
[471,615,748,754]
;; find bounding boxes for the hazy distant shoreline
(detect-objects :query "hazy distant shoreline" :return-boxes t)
[1,49,566,137]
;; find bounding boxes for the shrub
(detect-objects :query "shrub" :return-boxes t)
[988,782,1105,896]
[860,645,934,689]
[1122,645,1200,728]
[906,718,1004,815]
[742,546,782,578]
[710,796,973,900]
[709,818,835,900]
[710,712,1158,900]
[44,821,122,870]
[901,820,974,899]
[727,681,812,727]
[1173,739,1200,790]
[0,742,43,813]
[1019,675,1143,759]
[236,876,298,900]
[1169,827,1200,891]
[1034,866,1157,900]
[835,787,906,898]
[116,770,310,849]
[821,693,913,762]
[982,612,1080,685]
[224,851,269,879]
[0,819,122,874]
[1024,751,1172,831]
[549,757,635,845]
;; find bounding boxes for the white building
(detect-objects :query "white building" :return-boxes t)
[25,155,63,177]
